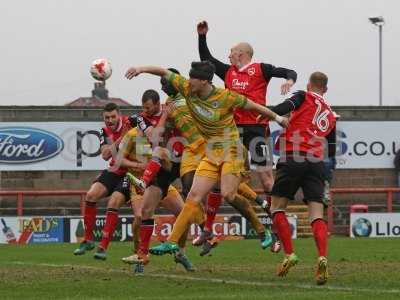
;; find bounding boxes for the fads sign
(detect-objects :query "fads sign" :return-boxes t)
[350,213,400,238]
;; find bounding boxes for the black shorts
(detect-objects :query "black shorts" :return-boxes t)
[152,162,181,198]
[94,170,131,201]
[271,157,325,205]
[238,124,273,167]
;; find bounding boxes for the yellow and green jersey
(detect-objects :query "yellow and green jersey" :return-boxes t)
[120,127,152,175]
[167,93,204,147]
[167,73,247,148]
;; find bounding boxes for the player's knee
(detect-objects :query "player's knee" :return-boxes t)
[141,206,153,219]
[221,189,235,203]
[85,191,98,203]
[107,197,121,210]
[270,196,287,213]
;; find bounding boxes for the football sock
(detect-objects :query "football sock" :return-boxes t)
[311,218,328,257]
[139,219,155,255]
[168,199,204,244]
[99,208,119,250]
[227,194,265,234]
[273,211,293,255]
[204,192,222,232]
[177,228,189,249]
[83,201,97,241]
[142,158,162,186]
[132,218,141,253]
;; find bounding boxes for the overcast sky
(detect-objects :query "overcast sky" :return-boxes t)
[0,0,399,107]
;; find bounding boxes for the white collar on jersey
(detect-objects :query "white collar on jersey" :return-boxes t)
[310,91,325,101]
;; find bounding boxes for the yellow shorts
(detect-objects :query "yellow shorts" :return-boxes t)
[180,141,206,176]
[129,184,179,205]
[195,145,246,180]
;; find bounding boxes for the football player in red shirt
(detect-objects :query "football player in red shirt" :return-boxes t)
[124,90,194,273]
[263,72,336,285]
[73,103,139,259]
[196,20,297,251]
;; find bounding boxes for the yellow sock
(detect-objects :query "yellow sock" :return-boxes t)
[227,194,265,234]
[132,220,140,253]
[177,228,189,249]
[168,199,204,244]
[238,182,258,202]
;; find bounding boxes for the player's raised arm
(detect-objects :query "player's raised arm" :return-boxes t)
[244,99,289,128]
[125,66,171,79]
[197,20,230,80]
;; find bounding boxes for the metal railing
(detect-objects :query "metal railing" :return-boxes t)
[0,190,87,216]
[1,187,400,235]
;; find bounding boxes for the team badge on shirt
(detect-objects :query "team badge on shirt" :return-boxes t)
[248,67,256,76]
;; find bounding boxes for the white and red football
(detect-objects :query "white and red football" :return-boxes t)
[90,58,112,81]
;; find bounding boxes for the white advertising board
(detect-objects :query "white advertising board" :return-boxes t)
[1,121,399,170]
[350,213,400,238]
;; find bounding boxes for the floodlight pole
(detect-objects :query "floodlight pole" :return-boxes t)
[369,16,384,106]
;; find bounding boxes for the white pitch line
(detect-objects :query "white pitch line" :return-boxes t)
[6,261,400,295]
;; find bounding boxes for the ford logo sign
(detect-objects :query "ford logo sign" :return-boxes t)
[0,127,64,164]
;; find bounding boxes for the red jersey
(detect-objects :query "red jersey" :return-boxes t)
[224,63,268,125]
[100,115,132,175]
[276,92,336,159]
[139,110,184,157]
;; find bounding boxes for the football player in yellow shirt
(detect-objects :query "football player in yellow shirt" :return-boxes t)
[125,61,288,255]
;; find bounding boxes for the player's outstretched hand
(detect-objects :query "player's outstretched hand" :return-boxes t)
[256,114,289,128]
[279,116,289,128]
[197,21,209,35]
[280,79,294,95]
[125,67,142,80]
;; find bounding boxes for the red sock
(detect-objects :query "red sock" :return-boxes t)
[311,218,328,257]
[99,209,119,250]
[142,159,161,186]
[204,192,222,232]
[84,201,97,241]
[139,219,154,254]
[273,211,293,255]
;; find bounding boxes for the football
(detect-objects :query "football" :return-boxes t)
[90,58,112,81]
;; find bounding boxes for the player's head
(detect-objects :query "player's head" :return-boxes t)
[141,89,160,117]
[307,72,328,95]
[161,68,180,97]
[103,102,121,130]
[189,61,215,94]
[229,42,253,67]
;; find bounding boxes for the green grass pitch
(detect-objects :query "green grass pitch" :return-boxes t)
[1,237,399,299]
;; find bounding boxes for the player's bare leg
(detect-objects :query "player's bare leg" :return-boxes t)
[73,182,108,255]
[122,195,143,264]
[308,201,328,285]
[196,173,240,256]
[271,196,299,276]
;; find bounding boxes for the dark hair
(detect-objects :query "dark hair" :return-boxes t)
[310,72,328,89]
[141,89,160,104]
[103,102,119,112]
[189,61,215,82]
[167,68,180,75]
